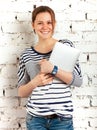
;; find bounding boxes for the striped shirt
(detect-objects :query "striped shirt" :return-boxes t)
[17,39,82,117]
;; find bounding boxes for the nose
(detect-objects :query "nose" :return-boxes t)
[42,23,48,29]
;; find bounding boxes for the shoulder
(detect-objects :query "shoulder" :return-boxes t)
[19,47,32,61]
[23,47,33,54]
[58,39,75,47]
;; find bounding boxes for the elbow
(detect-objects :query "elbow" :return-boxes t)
[71,72,83,87]
[18,90,24,98]
[76,80,83,87]
[18,87,26,98]
[73,77,83,87]
[78,76,83,87]
[79,77,83,87]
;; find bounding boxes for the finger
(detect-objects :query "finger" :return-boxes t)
[42,77,53,85]
[42,58,46,62]
[45,74,53,79]
[46,77,53,84]
[39,58,46,65]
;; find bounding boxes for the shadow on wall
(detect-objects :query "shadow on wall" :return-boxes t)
[0,15,36,129]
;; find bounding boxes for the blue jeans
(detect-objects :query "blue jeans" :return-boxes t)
[26,113,74,130]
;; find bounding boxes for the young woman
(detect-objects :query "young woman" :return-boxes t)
[17,6,83,130]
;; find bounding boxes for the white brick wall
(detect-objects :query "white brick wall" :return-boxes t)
[0,0,97,129]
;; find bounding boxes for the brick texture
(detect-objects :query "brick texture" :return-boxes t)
[0,0,97,129]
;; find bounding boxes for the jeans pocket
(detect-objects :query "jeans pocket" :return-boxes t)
[58,117,74,129]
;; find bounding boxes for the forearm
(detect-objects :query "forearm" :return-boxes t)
[18,80,37,98]
[55,68,73,84]
[18,73,54,98]
[54,66,82,87]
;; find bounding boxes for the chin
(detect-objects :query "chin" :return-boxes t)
[43,37,51,40]
[43,34,52,39]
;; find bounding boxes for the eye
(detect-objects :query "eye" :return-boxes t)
[47,21,52,24]
[37,22,42,25]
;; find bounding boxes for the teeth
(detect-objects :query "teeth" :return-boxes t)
[42,31,49,34]
[43,32,48,34]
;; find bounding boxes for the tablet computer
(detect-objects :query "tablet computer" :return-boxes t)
[49,42,80,72]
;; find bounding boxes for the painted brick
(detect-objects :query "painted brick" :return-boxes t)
[0,77,17,89]
[2,22,32,33]
[0,98,19,107]
[0,89,3,97]
[5,88,18,97]
[87,11,97,20]
[90,118,97,127]
[92,97,97,107]
[73,87,97,96]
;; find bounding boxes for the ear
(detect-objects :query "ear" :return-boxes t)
[32,22,34,29]
[31,22,36,33]
[54,21,56,28]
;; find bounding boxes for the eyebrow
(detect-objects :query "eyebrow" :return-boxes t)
[35,20,52,22]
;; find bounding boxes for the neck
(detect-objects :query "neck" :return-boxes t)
[38,37,53,46]
[34,38,58,53]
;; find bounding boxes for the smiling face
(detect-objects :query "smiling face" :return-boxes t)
[32,12,55,40]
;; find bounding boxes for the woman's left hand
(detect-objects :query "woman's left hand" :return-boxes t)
[39,59,54,74]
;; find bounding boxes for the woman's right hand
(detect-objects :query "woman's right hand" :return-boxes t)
[18,73,53,98]
[31,73,54,87]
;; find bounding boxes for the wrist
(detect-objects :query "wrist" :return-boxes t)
[30,79,37,89]
[51,65,58,75]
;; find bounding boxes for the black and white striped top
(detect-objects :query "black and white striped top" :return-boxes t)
[17,39,82,118]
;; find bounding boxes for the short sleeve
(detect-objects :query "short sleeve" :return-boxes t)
[17,55,30,87]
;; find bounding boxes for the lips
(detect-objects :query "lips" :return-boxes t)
[41,31,50,34]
